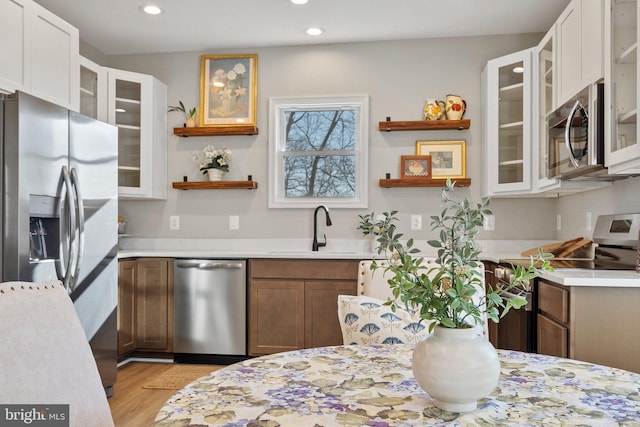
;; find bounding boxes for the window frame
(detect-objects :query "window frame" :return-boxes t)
[268,94,369,208]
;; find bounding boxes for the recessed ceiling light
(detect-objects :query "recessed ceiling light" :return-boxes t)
[291,0,308,4]
[305,27,324,36]
[512,66,524,74]
[141,5,162,15]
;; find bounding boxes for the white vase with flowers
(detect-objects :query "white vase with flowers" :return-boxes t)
[359,178,552,413]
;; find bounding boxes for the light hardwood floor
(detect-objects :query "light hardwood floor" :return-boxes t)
[108,362,219,427]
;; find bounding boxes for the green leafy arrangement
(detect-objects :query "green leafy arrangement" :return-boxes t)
[168,101,196,119]
[358,179,552,331]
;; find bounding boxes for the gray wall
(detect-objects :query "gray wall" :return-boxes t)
[556,177,640,240]
[101,34,574,242]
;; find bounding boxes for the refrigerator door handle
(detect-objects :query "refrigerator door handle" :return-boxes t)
[57,166,76,292]
[69,167,84,292]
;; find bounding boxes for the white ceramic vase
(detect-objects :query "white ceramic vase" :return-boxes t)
[206,168,226,181]
[412,325,500,413]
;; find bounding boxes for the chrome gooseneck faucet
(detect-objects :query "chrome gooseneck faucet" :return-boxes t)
[312,205,332,251]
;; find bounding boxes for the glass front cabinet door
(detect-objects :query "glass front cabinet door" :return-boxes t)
[605,0,640,175]
[536,26,563,192]
[79,56,107,121]
[106,68,167,200]
[482,48,534,197]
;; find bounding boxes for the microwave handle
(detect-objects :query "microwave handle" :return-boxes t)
[564,100,584,168]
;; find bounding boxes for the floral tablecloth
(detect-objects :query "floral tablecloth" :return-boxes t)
[154,345,640,426]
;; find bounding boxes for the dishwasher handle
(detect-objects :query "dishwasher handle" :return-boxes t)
[176,261,245,270]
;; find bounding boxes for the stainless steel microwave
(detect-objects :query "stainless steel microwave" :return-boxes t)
[547,83,605,180]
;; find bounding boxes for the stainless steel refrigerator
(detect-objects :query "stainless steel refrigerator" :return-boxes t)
[1,91,118,396]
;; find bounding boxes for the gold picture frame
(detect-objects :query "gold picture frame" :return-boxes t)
[199,54,258,127]
[401,155,432,179]
[415,140,466,179]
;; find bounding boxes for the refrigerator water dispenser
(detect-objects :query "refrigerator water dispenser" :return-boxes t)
[29,195,60,263]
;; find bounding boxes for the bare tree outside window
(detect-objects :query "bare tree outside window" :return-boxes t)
[284,110,355,198]
[269,95,368,208]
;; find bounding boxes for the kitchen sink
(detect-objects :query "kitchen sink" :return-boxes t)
[267,250,358,255]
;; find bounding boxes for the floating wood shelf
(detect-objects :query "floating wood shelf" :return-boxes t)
[378,119,470,132]
[173,126,259,137]
[172,181,258,190]
[379,178,471,188]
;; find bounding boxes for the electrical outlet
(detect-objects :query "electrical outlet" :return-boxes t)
[169,216,180,230]
[586,211,592,231]
[410,215,422,230]
[229,215,240,230]
[556,214,562,231]
[483,214,495,231]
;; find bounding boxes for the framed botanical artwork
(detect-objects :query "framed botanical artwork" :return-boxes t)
[401,155,432,179]
[199,54,258,127]
[415,140,466,179]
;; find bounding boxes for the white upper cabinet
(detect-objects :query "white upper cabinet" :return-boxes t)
[482,49,534,197]
[0,0,79,110]
[79,56,107,122]
[557,0,605,105]
[535,26,561,192]
[605,0,640,174]
[106,68,167,200]
[0,0,28,94]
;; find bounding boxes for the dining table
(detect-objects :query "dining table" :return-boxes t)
[153,344,640,426]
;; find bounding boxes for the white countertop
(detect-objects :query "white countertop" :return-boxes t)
[117,238,382,260]
[117,238,550,260]
[117,238,640,288]
[539,268,640,287]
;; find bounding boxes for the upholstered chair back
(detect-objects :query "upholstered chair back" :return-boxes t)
[0,281,114,427]
[353,259,488,337]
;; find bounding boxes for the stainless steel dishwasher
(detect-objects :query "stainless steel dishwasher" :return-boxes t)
[173,259,247,362]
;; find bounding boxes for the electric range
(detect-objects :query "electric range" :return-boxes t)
[492,213,639,353]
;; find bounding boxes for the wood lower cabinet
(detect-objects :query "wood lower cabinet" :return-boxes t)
[117,257,173,357]
[305,280,357,349]
[136,258,173,352]
[537,280,569,358]
[249,280,305,355]
[117,259,137,355]
[248,259,359,356]
[484,261,531,353]
[537,279,640,373]
[537,311,568,357]
[483,261,500,348]
[536,280,570,357]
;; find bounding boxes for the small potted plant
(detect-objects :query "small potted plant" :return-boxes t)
[191,145,232,182]
[358,178,552,412]
[168,101,197,127]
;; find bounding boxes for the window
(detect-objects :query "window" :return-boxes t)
[268,95,369,208]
